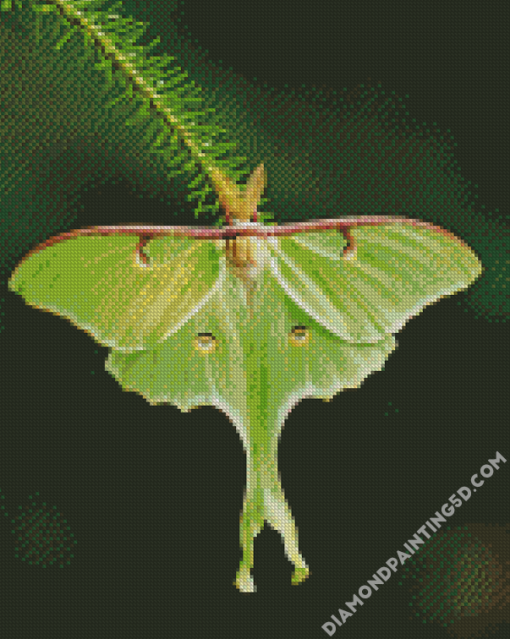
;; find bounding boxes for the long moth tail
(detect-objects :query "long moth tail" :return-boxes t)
[235,445,309,592]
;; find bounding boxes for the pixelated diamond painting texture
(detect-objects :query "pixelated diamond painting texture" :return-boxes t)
[0,1,508,638]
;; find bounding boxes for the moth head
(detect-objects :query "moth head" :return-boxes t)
[210,163,266,222]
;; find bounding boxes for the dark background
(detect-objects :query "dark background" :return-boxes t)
[1,1,508,638]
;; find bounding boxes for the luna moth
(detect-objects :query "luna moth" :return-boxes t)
[9,162,482,592]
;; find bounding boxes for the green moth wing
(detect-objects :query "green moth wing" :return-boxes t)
[268,222,482,343]
[8,234,223,352]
